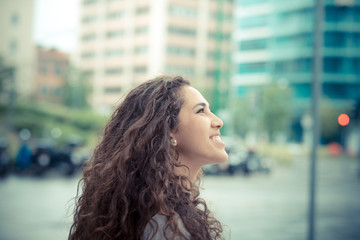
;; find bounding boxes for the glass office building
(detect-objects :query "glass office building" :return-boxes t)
[233,0,360,140]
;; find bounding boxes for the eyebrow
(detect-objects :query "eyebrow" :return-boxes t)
[192,102,209,110]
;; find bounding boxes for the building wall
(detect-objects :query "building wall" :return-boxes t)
[77,0,233,112]
[0,0,35,100]
[34,47,70,104]
[233,0,360,105]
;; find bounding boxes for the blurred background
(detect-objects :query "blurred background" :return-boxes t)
[0,0,359,239]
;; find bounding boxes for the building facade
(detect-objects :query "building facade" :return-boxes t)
[233,0,360,140]
[0,0,35,101]
[34,46,70,104]
[76,0,233,112]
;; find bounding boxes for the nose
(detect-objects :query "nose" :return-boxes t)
[211,113,223,129]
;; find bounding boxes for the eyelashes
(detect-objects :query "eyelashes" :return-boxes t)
[196,108,205,114]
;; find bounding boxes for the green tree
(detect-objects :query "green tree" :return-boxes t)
[0,57,15,100]
[260,82,292,141]
[62,66,91,109]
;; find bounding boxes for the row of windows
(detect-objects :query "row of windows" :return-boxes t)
[238,31,360,51]
[166,65,195,75]
[275,33,312,47]
[240,6,360,30]
[104,87,122,94]
[168,26,196,36]
[239,38,267,51]
[82,30,125,41]
[82,7,147,25]
[167,46,196,56]
[237,0,267,6]
[168,5,197,18]
[83,0,124,5]
[239,15,268,28]
[277,8,313,23]
[326,6,360,22]
[38,63,68,76]
[84,66,147,77]
[41,87,62,97]
[82,49,125,59]
[237,57,360,74]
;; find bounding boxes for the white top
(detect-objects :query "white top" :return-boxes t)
[142,214,190,240]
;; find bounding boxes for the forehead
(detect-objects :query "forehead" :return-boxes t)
[180,86,207,106]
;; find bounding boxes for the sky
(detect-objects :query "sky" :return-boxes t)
[33,0,79,53]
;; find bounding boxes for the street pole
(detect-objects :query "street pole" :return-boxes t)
[308,0,323,239]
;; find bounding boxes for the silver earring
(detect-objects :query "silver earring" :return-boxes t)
[171,139,177,146]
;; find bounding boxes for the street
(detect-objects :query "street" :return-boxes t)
[0,155,359,240]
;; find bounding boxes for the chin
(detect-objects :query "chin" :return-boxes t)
[214,151,228,164]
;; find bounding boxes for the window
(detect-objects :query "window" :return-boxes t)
[104,87,122,93]
[168,26,196,36]
[82,33,96,41]
[134,66,147,73]
[240,15,268,28]
[324,57,343,73]
[135,26,148,34]
[11,13,19,26]
[136,6,149,15]
[167,46,195,56]
[166,65,194,75]
[82,51,95,59]
[238,0,267,6]
[238,62,267,73]
[82,15,97,23]
[41,86,48,95]
[325,6,352,23]
[83,0,97,5]
[107,11,124,19]
[54,88,62,96]
[106,30,124,38]
[105,49,124,57]
[278,8,313,23]
[55,63,62,76]
[239,38,268,51]
[168,5,197,18]
[274,58,311,73]
[275,33,312,47]
[39,63,48,75]
[353,58,360,74]
[324,32,346,47]
[9,40,17,54]
[105,68,123,75]
[134,46,147,54]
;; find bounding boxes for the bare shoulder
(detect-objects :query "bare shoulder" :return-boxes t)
[142,214,190,240]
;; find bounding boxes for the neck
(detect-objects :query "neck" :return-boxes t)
[174,160,201,183]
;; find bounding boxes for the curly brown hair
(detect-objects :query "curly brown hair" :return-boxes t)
[68,76,224,240]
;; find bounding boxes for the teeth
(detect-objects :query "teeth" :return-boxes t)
[212,136,221,141]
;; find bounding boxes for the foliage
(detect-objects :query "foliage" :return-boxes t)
[0,57,15,99]
[61,66,91,109]
[0,102,108,147]
[259,82,292,141]
[231,81,292,141]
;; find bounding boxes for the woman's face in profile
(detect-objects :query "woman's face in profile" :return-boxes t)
[172,86,228,169]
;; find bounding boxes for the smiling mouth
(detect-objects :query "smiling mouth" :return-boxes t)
[210,136,222,142]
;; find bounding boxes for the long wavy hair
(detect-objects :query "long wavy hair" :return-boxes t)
[68,76,224,240]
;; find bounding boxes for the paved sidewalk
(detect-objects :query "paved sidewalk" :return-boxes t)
[0,155,359,240]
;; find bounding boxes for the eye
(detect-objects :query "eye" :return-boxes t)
[196,108,205,114]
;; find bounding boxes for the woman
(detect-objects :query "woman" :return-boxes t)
[69,76,228,240]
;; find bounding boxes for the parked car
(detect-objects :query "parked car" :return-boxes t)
[204,137,271,176]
